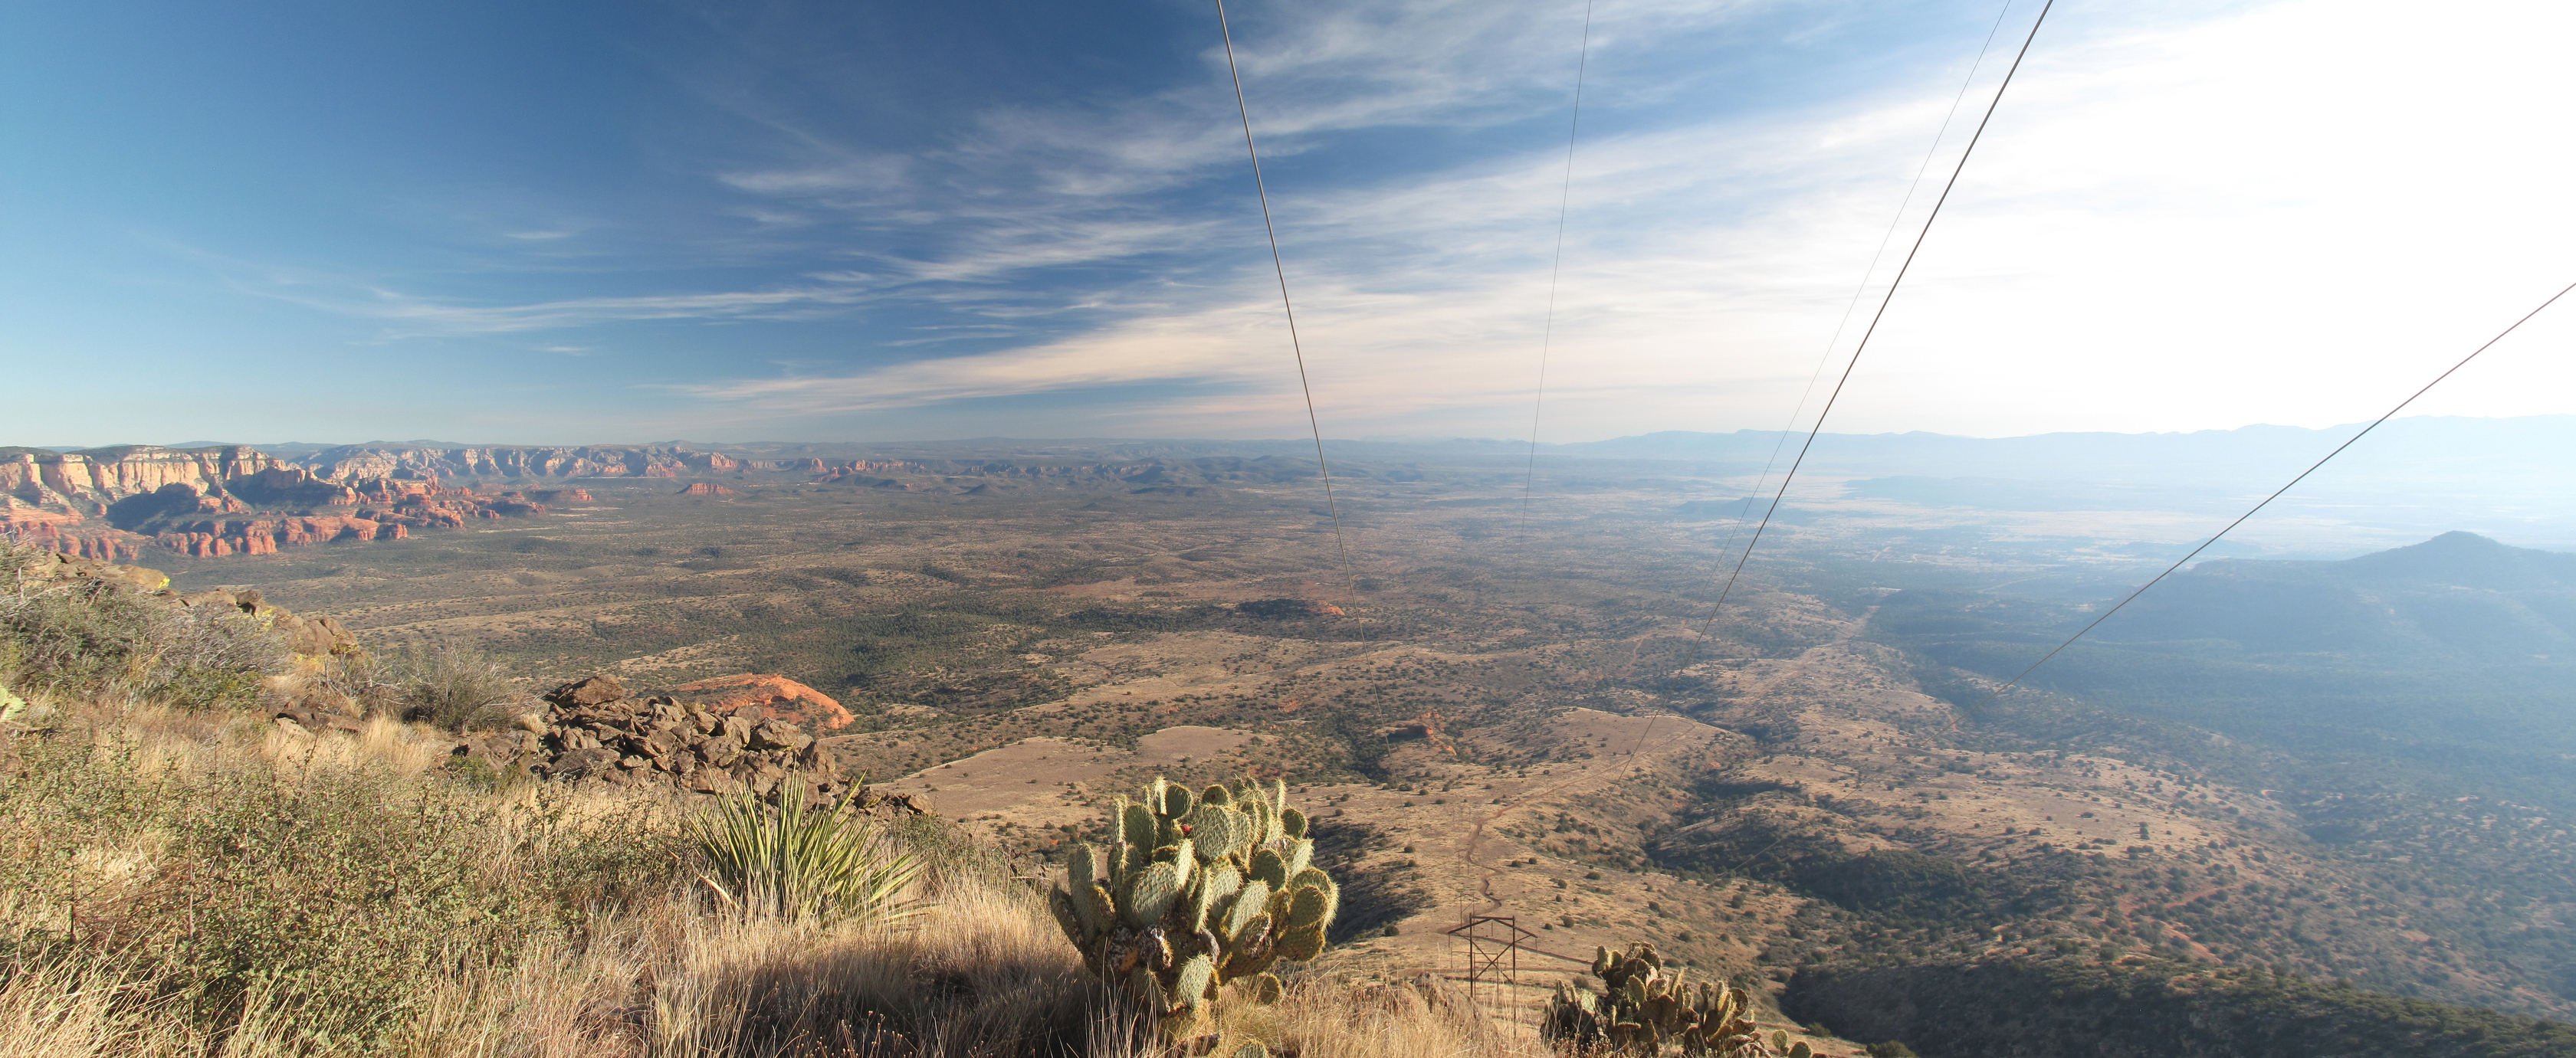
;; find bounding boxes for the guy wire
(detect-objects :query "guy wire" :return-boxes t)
[1631,1,2021,762]
[1699,0,2020,585]
[1691,0,2055,647]
[1216,0,1357,595]
[1517,0,1597,537]
[1965,279,2576,712]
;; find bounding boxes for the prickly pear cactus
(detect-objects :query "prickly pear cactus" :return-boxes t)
[1542,941,1783,1056]
[1050,776,1339,1040]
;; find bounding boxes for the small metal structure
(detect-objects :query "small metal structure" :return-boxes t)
[1445,915,1537,1009]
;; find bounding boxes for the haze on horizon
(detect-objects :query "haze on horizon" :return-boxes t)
[7,0,2574,447]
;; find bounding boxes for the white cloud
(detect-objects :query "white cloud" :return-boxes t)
[671,0,2576,441]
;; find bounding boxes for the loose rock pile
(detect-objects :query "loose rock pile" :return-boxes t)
[466,674,926,811]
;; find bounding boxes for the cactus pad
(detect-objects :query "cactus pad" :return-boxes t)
[1546,941,1775,1056]
[1050,775,1341,1043]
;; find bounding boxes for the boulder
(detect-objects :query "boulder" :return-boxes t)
[642,727,691,759]
[698,735,743,767]
[547,675,628,707]
[748,719,813,753]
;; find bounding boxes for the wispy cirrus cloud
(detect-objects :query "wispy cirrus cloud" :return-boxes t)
[99,0,2576,447]
[664,0,2576,441]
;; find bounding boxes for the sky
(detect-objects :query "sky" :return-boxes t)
[6,0,2574,447]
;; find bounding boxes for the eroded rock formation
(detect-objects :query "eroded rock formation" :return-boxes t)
[4,441,1392,562]
[665,673,856,730]
[2,445,553,560]
[305,445,737,481]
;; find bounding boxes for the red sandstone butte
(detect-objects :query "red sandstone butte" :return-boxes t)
[677,482,736,496]
[668,674,855,730]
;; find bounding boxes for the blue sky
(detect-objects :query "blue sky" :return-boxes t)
[7,0,2573,446]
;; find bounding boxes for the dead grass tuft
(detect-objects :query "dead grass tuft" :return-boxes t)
[1249,974,1548,1058]
[0,702,1552,1057]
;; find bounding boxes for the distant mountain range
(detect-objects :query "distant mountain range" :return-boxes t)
[18,414,2575,555]
[1873,530,2576,805]
[67,412,2576,475]
[2104,531,2576,660]
[84,413,2574,509]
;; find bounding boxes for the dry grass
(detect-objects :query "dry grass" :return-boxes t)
[0,700,1551,1057]
[1245,975,1549,1058]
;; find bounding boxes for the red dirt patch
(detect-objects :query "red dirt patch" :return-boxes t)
[668,673,855,730]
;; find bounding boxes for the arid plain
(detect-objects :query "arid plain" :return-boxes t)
[96,437,2573,1050]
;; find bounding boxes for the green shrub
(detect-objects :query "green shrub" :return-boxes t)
[0,735,684,1049]
[0,583,287,709]
[688,789,924,925]
[383,643,521,731]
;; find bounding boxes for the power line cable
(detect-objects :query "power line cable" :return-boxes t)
[1701,0,2020,581]
[1517,0,1597,536]
[1965,279,2576,712]
[1692,0,2055,647]
[1215,0,1357,595]
[1629,1,2023,761]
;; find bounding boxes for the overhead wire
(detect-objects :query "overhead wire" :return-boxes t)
[1628,0,2034,760]
[1515,0,1597,537]
[1964,279,2576,712]
[1689,0,2056,648]
[1214,0,1357,596]
[1697,0,2021,589]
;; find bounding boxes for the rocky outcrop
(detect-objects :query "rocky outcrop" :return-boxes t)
[21,553,361,657]
[676,482,736,496]
[199,590,361,657]
[27,552,172,594]
[665,673,856,731]
[471,674,910,804]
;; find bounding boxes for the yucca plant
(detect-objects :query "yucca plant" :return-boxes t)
[690,788,924,925]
